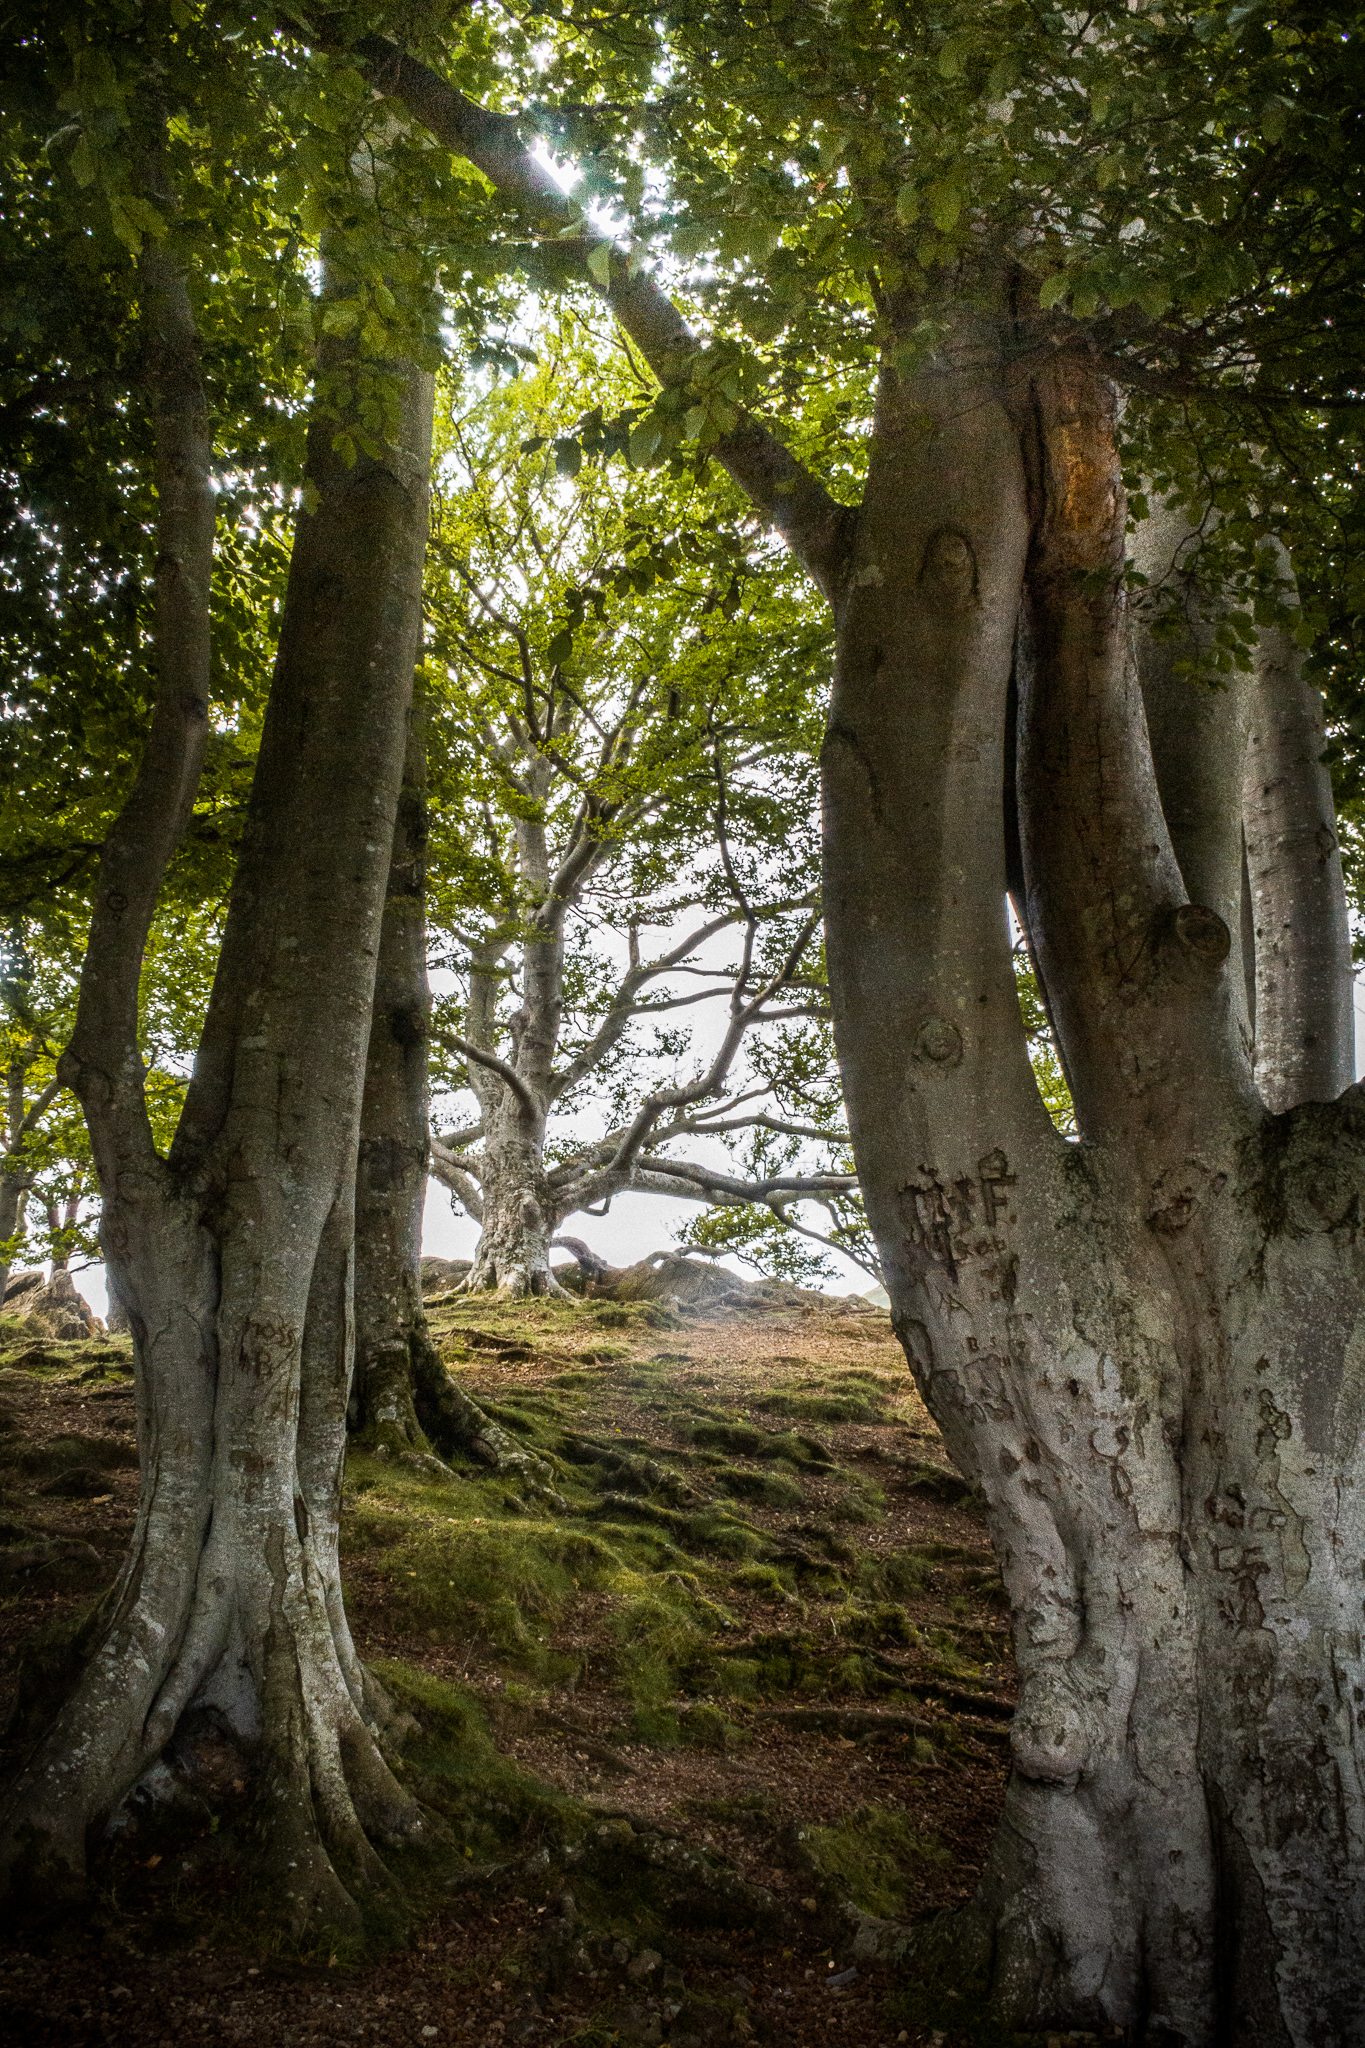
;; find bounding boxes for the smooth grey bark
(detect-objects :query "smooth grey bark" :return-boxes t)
[1132,501,1253,1059]
[350,694,447,1464]
[0,232,438,1937]
[347,699,522,1476]
[824,338,1365,2045]
[1242,554,1355,1109]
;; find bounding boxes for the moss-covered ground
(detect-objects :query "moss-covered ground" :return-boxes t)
[0,1292,1045,2047]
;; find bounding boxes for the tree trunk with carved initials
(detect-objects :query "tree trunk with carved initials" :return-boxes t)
[355,46,1365,2030]
[821,326,1364,2046]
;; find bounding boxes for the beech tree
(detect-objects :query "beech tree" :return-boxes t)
[0,7,480,1931]
[420,337,848,1294]
[326,1,1364,2036]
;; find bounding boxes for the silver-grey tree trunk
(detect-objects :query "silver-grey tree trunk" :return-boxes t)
[0,227,438,1938]
[824,338,1363,2045]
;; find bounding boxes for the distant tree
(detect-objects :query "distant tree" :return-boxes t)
[421,331,853,1293]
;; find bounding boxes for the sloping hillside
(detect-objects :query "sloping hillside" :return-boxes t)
[0,1283,1017,2048]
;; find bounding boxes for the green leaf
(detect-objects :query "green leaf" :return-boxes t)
[1261,98,1289,145]
[928,182,962,234]
[546,629,574,664]
[1038,271,1069,310]
[554,438,582,478]
[628,422,661,466]
[69,131,96,188]
[672,221,712,261]
[895,182,919,226]
[586,241,613,289]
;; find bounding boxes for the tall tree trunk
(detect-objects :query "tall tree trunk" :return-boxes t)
[1242,553,1355,1110]
[349,694,443,1464]
[460,1097,562,1296]
[825,332,1365,2045]
[0,227,439,1937]
[347,699,512,1469]
[0,1180,27,1304]
[457,790,570,1298]
[1132,500,1254,1060]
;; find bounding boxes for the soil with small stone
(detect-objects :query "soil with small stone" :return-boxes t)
[0,1287,1106,2048]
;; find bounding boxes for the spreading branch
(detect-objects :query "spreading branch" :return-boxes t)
[348,35,854,598]
[428,1128,486,1223]
[554,909,821,1210]
[434,1029,542,1126]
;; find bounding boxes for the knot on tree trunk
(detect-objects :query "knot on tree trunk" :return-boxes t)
[1008,1664,1097,1786]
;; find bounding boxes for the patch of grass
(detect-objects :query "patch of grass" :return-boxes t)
[0,1432,137,1476]
[803,1802,952,1917]
[712,1463,805,1510]
[688,1418,834,1467]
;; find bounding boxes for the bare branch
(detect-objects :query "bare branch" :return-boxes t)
[630,1156,858,1202]
[555,910,821,1203]
[13,1077,63,1147]
[428,1129,486,1222]
[433,1029,541,1126]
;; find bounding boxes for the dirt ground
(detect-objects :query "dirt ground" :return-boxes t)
[0,1286,1101,2048]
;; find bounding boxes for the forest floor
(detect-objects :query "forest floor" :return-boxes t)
[0,1284,1101,2048]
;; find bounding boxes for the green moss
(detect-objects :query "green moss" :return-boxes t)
[803,1802,952,1917]
[758,1388,885,1424]
[733,1562,798,1603]
[372,1661,580,1865]
[688,1418,833,1467]
[862,1547,931,1599]
[712,1462,805,1509]
[832,1601,916,1647]
[0,1432,137,1476]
